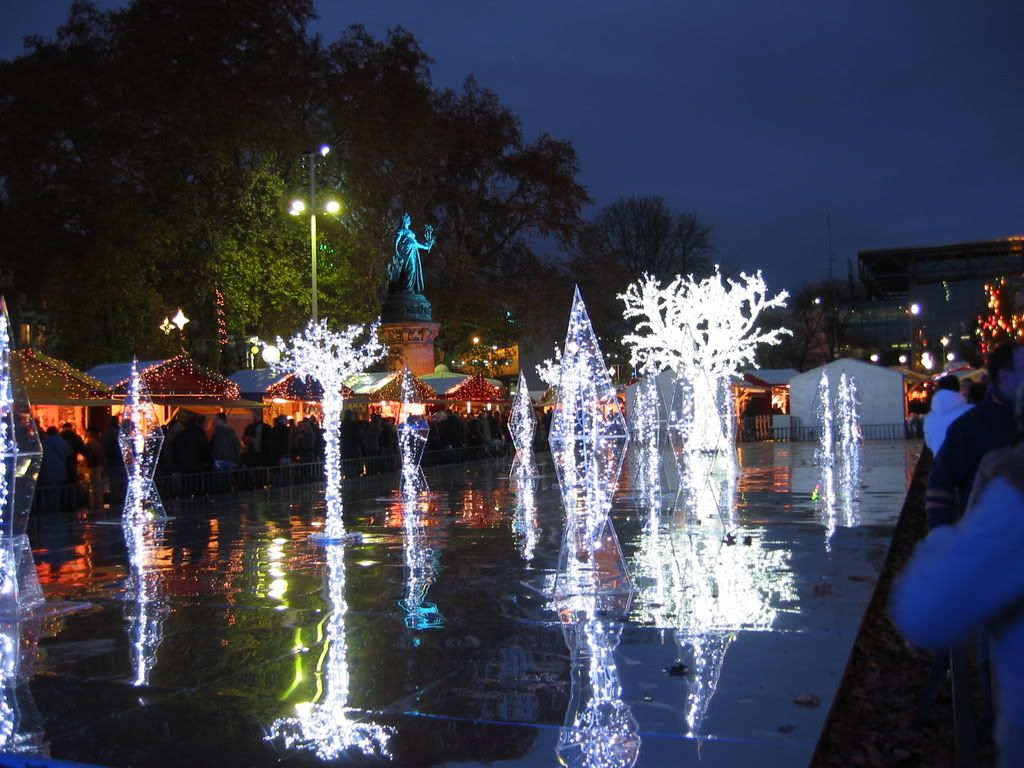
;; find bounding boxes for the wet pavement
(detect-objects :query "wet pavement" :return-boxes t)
[10,440,920,767]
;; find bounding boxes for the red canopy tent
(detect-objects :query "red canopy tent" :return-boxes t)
[266,373,355,401]
[445,373,505,404]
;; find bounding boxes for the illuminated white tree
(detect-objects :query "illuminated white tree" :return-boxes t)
[277,320,386,540]
[535,344,562,390]
[620,267,791,454]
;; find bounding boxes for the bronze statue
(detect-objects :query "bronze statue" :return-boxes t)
[387,213,435,295]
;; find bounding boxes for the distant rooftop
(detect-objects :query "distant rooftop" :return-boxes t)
[859,237,1024,298]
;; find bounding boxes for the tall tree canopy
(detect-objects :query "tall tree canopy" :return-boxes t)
[569,195,714,368]
[0,0,587,369]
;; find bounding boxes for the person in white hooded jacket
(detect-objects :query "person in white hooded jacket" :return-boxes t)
[923,374,973,455]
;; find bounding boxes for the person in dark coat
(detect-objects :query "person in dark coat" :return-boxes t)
[268,416,291,465]
[59,422,85,485]
[242,411,271,467]
[927,341,1024,529]
[102,416,127,508]
[38,426,71,513]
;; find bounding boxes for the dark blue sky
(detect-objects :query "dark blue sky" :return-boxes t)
[4,1,1023,294]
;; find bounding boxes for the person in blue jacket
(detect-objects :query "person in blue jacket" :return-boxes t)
[893,391,1024,766]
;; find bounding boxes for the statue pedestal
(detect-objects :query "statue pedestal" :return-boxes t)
[380,321,440,376]
[381,291,439,376]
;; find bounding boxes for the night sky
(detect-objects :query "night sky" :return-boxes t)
[4,1,1023,295]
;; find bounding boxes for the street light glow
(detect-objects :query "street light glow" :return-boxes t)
[289,199,305,215]
[324,200,341,214]
[319,144,330,156]
[262,344,281,364]
[869,353,879,363]
[910,303,921,315]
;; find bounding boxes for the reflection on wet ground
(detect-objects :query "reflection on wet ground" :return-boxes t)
[10,441,919,767]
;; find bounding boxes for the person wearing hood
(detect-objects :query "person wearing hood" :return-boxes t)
[894,383,1024,767]
[927,342,1024,530]
[923,374,972,455]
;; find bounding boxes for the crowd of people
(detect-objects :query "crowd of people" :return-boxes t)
[33,406,521,511]
[893,340,1024,766]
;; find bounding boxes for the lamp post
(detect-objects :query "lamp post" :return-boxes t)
[290,145,341,323]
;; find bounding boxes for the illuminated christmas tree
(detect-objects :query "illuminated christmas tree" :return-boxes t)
[977,277,1024,356]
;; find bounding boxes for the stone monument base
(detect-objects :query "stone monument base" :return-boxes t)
[379,321,441,376]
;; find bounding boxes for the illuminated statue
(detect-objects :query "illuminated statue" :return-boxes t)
[0,298,43,617]
[387,213,435,295]
[278,319,386,541]
[620,267,790,456]
[119,358,166,523]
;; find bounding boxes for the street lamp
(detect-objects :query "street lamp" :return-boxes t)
[290,146,341,323]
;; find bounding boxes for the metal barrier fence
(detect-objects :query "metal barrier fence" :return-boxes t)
[736,420,916,443]
[31,443,508,514]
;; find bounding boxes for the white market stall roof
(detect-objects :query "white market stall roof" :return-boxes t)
[229,368,285,400]
[741,368,799,387]
[789,358,906,428]
[88,360,165,387]
[344,371,399,395]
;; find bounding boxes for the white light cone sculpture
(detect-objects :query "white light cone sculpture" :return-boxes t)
[556,606,640,768]
[814,372,862,549]
[630,373,664,516]
[0,298,43,617]
[398,494,442,630]
[548,287,631,602]
[512,477,540,564]
[396,368,429,497]
[125,517,167,686]
[508,372,537,479]
[815,371,833,468]
[278,320,386,541]
[119,358,166,523]
[268,539,392,760]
